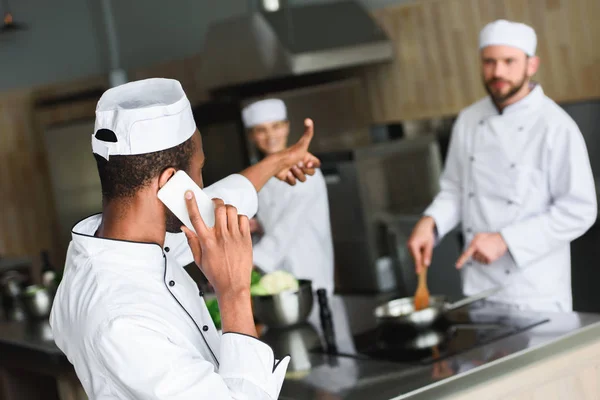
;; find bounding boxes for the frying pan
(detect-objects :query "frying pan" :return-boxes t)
[374,286,503,331]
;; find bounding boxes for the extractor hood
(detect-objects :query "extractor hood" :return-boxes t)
[201,0,394,90]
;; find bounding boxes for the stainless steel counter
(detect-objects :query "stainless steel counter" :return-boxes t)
[1,295,599,400]
[276,295,600,399]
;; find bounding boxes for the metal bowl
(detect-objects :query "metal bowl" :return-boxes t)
[252,280,313,329]
[21,285,54,320]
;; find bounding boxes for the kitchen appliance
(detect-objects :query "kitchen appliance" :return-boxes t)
[374,287,503,331]
[201,0,393,90]
[319,134,446,294]
[260,322,322,375]
[333,311,549,365]
[252,280,314,328]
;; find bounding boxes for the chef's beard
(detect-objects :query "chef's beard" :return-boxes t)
[165,210,184,234]
[484,70,528,104]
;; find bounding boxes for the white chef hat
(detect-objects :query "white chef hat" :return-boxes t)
[92,78,196,160]
[479,19,537,56]
[242,99,287,129]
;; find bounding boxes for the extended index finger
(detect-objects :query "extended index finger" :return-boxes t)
[298,118,314,150]
[184,191,209,237]
[456,243,476,269]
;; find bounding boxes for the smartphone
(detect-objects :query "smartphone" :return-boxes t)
[157,170,215,233]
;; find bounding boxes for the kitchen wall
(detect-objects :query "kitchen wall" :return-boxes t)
[0,0,416,92]
[0,0,109,92]
[362,0,600,123]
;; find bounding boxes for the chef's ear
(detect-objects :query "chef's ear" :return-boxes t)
[527,55,540,77]
[158,167,177,190]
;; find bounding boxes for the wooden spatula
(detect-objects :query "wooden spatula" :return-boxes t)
[414,264,430,311]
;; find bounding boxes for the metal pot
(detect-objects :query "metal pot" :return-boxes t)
[252,280,313,328]
[261,322,321,375]
[374,286,502,330]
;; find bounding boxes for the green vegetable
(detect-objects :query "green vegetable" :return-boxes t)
[205,298,221,330]
[251,270,262,286]
[25,285,43,295]
[250,283,269,296]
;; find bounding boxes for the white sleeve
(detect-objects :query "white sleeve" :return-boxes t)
[203,174,259,218]
[164,174,259,267]
[423,115,464,239]
[253,176,319,273]
[95,316,290,400]
[501,124,597,267]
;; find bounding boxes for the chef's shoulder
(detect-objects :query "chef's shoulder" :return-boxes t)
[457,96,494,127]
[71,258,178,334]
[538,96,582,138]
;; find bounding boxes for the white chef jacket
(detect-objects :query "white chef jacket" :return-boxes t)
[252,169,335,294]
[425,85,597,312]
[50,174,290,400]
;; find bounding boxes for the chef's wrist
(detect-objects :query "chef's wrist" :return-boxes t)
[216,287,251,303]
[421,215,437,231]
[217,289,257,338]
[239,154,283,192]
[266,151,289,173]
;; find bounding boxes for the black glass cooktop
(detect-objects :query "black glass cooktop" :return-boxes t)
[335,312,549,365]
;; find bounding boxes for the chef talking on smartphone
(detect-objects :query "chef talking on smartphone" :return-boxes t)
[50,78,322,399]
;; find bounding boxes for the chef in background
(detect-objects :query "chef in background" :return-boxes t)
[243,99,355,353]
[243,98,335,295]
[407,19,597,312]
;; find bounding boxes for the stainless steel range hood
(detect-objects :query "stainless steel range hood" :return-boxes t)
[201,0,393,90]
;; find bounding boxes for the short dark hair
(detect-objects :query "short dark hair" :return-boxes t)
[94,136,196,202]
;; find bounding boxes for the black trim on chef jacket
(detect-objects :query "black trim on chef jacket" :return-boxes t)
[163,254,220,367]
[71,213,280,371]
[71,212,165,248]
[71,213,221,366]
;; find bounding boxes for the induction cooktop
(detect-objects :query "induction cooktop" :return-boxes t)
[330,311,549,365]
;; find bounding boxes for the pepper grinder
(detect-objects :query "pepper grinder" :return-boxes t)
[317,288,338,355]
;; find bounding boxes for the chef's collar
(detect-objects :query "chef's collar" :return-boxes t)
[71,214,164,261]
[484,84,544,117]
[500,84,544,115]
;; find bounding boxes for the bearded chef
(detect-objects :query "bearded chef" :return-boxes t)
[50,78,322,399]
[408,19,597,312]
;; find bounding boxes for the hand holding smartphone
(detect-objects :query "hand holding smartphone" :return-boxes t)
[157,170,215,233]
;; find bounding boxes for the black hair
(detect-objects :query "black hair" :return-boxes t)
[94,135,196,202]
